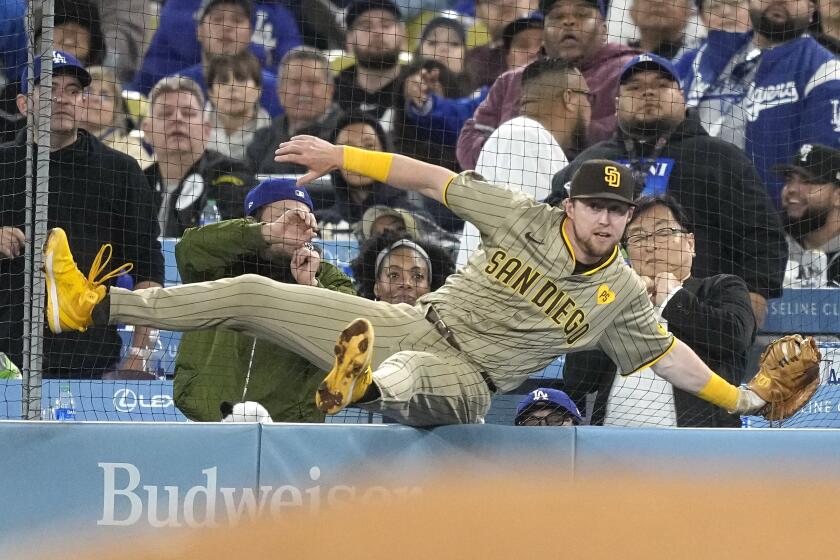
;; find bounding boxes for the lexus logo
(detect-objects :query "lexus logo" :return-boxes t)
[113,389,174,413]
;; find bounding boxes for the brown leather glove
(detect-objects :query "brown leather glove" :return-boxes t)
[747,335,822,421]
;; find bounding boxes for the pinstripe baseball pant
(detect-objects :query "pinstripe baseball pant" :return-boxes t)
[109,274,491,425]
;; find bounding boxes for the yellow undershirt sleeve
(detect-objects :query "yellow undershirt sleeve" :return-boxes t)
[697,372,740,411]
[342,146,394,184]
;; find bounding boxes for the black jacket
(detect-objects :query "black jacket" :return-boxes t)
[548,113,788,300]
[316,172,411,228]
[0,129,164,376]
[564,275,756,427]
[144,150,255,237]
[245,104,344,175]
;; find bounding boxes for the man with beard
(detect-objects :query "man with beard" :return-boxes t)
[459,58,591,266]
[777,144,840,287]
[676,0,840,207]
[548,54,787,325]
[334,0,405,132]
[456,0,638,170]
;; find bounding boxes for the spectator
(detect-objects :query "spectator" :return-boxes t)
[564,195,755,427]
[351,232,455,304]
[677,0,840,207]
[514,388,582,425]
[0,0,26,89]
[456,0,639,170]
[628,0,693,59]
[334,0,405,131]
[173,178,356,422]
[465,0,540,88]
[547,53,787,325]
[142,76,255,237]
[46,0,107,68]
[811,0,840,54]
[79,66,154,170]
[130,0,301,98]
[0,50,163,377]
[246,47,344,175]
[777,144,840,287]
[2,0,107,142]
[164,0,283,117]
[357,204,462,259]
[459,59,590,266]
[698,0,751,33]
[0,0,28,143]
[417,17,470,81]
[205,52,271,162]
[93,0,159,84]
[316,114,411,235]
[503,14,546,71]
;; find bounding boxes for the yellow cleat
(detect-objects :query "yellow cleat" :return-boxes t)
[316,318,375,415]
[42,228,133,334]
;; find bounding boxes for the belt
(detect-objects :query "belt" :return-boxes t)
[425,305,497,394]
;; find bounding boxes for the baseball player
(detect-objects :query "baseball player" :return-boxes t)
[43,136,774,426]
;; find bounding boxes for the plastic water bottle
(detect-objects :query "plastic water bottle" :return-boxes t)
[199,198,222,226]
[54,384,76,421]
[147,328,166,378]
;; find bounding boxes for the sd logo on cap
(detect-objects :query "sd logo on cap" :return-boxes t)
[568,159,636,205]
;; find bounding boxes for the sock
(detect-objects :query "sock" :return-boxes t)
[92,293,111,326]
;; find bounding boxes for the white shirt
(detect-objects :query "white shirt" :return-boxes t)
[603,288,683,427]
[458,116,568,267]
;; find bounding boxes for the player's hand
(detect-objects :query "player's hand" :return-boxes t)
[404,68,442,110]
[274,136,343,186]
[290,243,320,286]
[0,227,25,259]
[261,209,317,256]
[652,272,681,306]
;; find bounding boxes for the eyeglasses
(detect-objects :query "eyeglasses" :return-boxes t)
[518,411,576,426]
[624,227,688,246]
[567,88,595,104]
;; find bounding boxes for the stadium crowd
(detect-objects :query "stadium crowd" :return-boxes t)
[0,0,839,426]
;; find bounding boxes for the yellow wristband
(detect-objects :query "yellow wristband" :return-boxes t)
[697,372,740,411]
[343,146,394,184]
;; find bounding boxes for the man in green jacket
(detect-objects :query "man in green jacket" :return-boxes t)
[173,178,356,422]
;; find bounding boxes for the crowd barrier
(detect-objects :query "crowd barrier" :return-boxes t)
[2,421,839,555]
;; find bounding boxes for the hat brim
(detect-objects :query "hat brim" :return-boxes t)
[772,163,818,181]
[570,193,636,206]
[620,61,679,85]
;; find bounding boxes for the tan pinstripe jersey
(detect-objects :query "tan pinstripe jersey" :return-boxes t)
[420,172,674,392]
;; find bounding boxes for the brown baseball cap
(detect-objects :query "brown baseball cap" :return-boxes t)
[568,160,636,205]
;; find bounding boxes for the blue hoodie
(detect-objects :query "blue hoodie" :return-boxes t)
[0,0,26,85]
[676,30,840,206]
[130,0,301,98]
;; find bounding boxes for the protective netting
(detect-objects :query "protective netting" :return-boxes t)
[0,0,838,427]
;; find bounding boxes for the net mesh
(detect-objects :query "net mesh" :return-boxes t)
[0,0,838,427]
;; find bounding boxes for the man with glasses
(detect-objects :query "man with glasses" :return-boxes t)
[0,50,163,377]
[549,53,786,327]
[515,388,582,426]
[676,0,840,207]
[563,195,756,427]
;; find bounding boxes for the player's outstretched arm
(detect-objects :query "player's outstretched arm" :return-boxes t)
[274,135,457,204]
[651,338,766,415]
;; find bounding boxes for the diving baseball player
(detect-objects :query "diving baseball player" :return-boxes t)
[43,136,781,426]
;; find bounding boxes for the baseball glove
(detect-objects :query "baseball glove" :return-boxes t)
[747,335,822,421]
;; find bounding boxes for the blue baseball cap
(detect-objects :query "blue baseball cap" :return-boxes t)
[515,388,582,425]
[619,53,680,85]
[245,178,314,217]
[20,50,92,93]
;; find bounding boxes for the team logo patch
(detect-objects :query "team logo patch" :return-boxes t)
[604,166,621,188]
[596,284,615,305]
